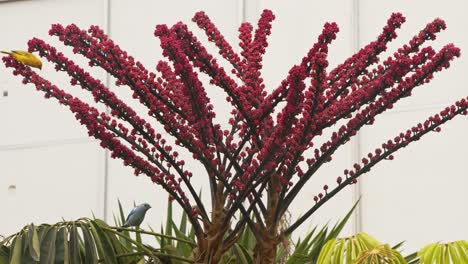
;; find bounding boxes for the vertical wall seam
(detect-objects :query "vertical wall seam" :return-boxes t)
[351,0,363,234]
[102,0,111,222]
[242,0,246,23]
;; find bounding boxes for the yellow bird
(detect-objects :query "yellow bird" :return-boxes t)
[1,50,42,69]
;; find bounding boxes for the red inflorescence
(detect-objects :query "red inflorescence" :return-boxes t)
[2,10,467,233]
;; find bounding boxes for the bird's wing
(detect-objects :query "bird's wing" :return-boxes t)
[125,207,137,223]
[11,51,31,56]
[0,51,12,55]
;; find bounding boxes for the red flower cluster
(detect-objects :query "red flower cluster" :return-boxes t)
[3,10,466,239]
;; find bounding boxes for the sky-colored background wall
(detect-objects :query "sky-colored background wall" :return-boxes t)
[0,0,467,253]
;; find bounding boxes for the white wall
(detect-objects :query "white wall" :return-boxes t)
[359,0,468,253]
[0,0,108,237]
[0,0,467,253]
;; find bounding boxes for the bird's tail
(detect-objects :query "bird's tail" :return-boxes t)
[0,51,12,55]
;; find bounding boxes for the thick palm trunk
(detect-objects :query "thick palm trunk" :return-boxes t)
[253,230,278,264]
[194,187,230,264]
[253,182,280,264]
[194,226,227,263]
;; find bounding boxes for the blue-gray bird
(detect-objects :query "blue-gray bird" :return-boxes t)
[123,203,152,227]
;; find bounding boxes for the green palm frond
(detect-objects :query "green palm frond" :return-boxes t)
[418,240,468,264]
[355,244,407,264]
[1,216,195,264]
[317,232,407,264]
[286,199,360,264]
